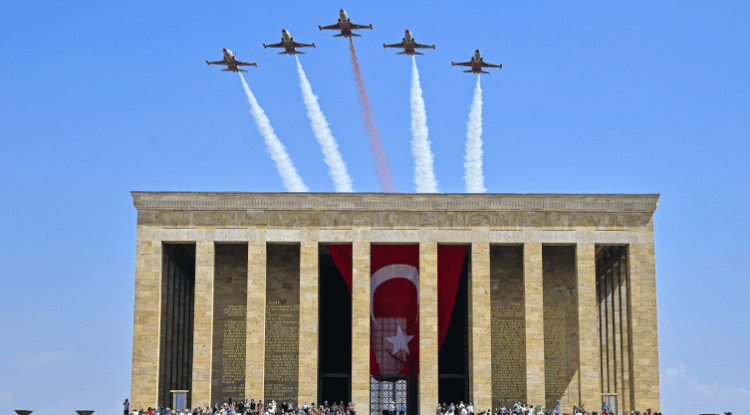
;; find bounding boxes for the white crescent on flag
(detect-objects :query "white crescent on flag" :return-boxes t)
[370,263,419,327]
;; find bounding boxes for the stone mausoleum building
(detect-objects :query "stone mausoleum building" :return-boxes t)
[131,192,660,414]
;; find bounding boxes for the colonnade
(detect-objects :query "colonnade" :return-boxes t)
[133,239,659,414]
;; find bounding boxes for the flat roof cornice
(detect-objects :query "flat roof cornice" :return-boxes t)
[131,192,659,213]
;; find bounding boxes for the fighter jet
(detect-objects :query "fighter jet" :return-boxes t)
[318,9,372,38]
[383,30,435,55]
[452,49,502,74]
[205,48,257,72]
[263,29,316,55]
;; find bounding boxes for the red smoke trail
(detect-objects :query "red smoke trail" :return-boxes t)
[349,38,395,192]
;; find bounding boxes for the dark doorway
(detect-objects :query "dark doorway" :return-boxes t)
[318,246,352,405]
[370,375,418,415]
[438,246,469,406]
[159,243,196,409]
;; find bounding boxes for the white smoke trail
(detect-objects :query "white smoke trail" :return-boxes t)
[239,73,308,192]
[464,75,486,193]
[410,56,439,193]
[295,56,353,192]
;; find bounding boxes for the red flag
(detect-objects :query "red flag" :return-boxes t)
[325,244,467,378]
[370,245,420,378]
[328,244,353,294]
[437,245,466,350]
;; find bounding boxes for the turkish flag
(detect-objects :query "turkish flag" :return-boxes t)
[370,244,420,378]
[326,244,466,380]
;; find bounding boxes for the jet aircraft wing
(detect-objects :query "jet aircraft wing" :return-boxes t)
[481,62,502,68]
[413,42,435,49]
[319,23,342,30]
[264,42,285,48]
[383,41,407,48]
[292,41,315,48]
[452,61,473,67]
[235,60,257,66]
[349,23,372,30]
[206,60,226,65]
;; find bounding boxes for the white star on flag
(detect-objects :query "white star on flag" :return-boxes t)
[385,325,414,355]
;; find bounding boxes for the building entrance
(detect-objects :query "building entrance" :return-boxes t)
[370,375,418,415]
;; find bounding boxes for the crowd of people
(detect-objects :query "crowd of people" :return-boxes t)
[124,399,662,415]
[125,399,357,415]
[435,401,663,415]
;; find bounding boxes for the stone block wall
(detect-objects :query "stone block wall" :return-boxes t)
[211,244,248,404]
[263,244,300,404]
[490,245,526,407]
[542,246,579,411]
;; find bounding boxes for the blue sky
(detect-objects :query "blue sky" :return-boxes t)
[1,1,749,414]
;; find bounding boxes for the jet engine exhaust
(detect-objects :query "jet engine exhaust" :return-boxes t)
[295,56,353,192]
[349,38,395,192]
[239,73,308,192]
[410,56,439,193]
[464,75,486,193]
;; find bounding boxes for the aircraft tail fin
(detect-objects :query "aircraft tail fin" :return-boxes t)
[480,70,490,74]
[350,33,361,37]
[396,51,408,55]
[333,33,346,37]
[238,68,248,72]
[413,51,424,55]
[222,68,231,71]
[463,70,474,73]
[278,51,289,55]
[296,51,306,55]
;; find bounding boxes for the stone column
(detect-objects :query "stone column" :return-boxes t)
[628,243,660,412]
[419,242,439,415]
[351,242,371,413]
[192,241,214,407]
[576,243,601,408]
[246,242,266,401]
[299,242,319,404]
[523,243,545,405]
[469,242,491,410]
[618,258,632,413]
[612,261,623,403]
[132,239,162,410]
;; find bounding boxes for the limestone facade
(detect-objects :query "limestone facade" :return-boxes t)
[131,192,660,413]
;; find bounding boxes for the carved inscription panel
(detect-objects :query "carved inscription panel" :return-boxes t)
[542,246,579,410]
[264,244,300,403]
[212,244,248,404]
[490,246,527,407]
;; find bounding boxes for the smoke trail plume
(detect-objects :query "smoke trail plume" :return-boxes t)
[295,56,353,192]
[349,38,395,192]
[239,73,308,192]
[464,75,486,193]
[410,56,439,193]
